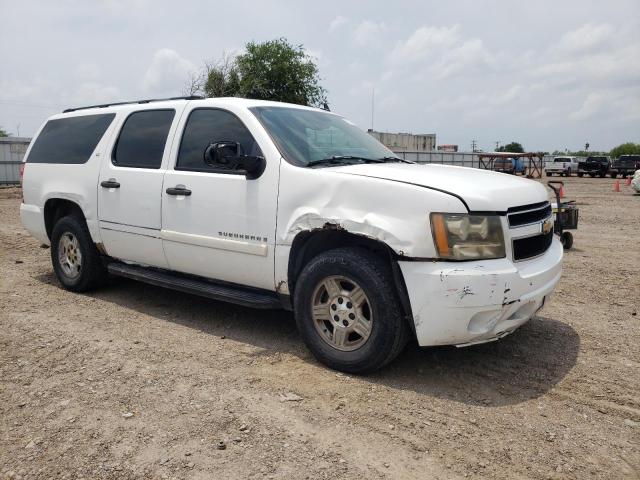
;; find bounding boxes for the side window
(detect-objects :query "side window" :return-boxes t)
[27,113,115,164]
[113,110,175,169]
[176,109,261,172]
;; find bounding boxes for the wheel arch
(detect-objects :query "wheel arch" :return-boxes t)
[44,198,86,240]
[286,227,416,337]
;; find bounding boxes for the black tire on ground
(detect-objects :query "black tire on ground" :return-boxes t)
[622,173,627,179]
[578,172,584,177]
[610,172,617,178]
[560,232,574,250]
[293,247,410,374]
[599,172,606,178]
[51,215,108,292]
[546,172,552,177]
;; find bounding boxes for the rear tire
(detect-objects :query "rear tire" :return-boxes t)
[51,215,108,292]
[578,172,584,177]
[610,172,617,178]
[546,172,552,177]
[293,247,409,374]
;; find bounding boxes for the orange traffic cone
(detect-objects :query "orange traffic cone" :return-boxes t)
[559,185,565,199]
[625,176,632,186]
[613,180,621,192]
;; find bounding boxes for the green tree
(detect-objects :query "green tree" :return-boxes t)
[0,127,10,137]
[186,38,327,107]
[609,142,640,158]
[496,142,524,153]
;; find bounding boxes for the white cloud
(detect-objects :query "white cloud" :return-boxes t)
[70,82,121,106]
[75,63,101,81]
[555,23,615,55]
[352,20,387,46]
[432,38,495,79]
[390,25,461,63]
[388,25,496,80]
[328,15,348,32]
[142,48,196,95]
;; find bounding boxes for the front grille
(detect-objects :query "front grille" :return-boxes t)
[512,231,553,261]
[508,202,552,228]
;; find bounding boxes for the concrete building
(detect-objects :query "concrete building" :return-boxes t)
[367,130,436,152]
[0,137,31,184]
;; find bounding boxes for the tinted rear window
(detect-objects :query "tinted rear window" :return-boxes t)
[113,110,175,168]
[28,114,115,164]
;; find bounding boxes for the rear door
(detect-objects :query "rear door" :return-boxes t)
[98,106,185,267]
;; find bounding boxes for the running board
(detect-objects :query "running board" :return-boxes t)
[107,262,282,309]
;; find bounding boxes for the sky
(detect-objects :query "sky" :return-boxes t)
[1,0,638,152]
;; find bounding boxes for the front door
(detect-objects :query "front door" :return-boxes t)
[161,106,279,290]
[98,107,183,267]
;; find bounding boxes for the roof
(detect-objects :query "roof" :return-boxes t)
[60,96,327,116]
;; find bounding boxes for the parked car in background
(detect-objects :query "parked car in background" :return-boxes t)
[577,156,610,178]
[19,96,563,374]
[610,155,640,178]
[545,157,579,177]
[494,157,526,175]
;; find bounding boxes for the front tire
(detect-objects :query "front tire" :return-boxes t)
[51,215,108,292]
[293,247,409,374]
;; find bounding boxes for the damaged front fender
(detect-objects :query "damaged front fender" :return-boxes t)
[276,162,467,258]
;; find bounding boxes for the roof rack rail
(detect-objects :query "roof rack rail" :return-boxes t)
[63,95,204,113]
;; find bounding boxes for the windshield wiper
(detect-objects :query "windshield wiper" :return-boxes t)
[377,156,414,164]
[307,155,414,168]
[307,156,384,168]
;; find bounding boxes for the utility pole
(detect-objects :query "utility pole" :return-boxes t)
[495,141,500,150]
[471,139,477,152]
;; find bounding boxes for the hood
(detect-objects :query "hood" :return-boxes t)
[331,163,549,212]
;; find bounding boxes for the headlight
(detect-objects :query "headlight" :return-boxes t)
[430,213,505,260]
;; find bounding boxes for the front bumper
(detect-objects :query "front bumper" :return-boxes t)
[399,238,563,347]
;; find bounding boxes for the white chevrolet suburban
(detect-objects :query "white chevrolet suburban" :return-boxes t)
[20,97,563,373]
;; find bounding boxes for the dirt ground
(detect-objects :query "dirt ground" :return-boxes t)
[1,176,638,480]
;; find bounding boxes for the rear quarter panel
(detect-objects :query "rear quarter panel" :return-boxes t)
[22,114,120,244]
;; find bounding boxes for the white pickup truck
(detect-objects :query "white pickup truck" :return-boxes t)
[545,157,579,177]
[20,97,563,373]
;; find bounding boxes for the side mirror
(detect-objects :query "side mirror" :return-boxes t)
[204,141,242,166]
[204,141,266,179]
[241,155,266,180]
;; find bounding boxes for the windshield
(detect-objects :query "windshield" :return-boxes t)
[554,158,571,162]
[250,106,397,167]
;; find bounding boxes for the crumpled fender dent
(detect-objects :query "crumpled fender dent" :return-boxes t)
[282,212,409,254]
[276,162,467,258]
